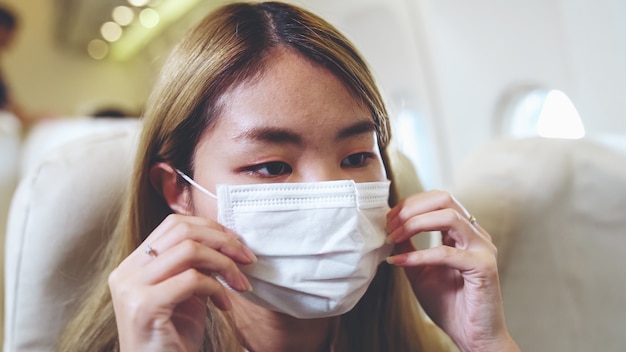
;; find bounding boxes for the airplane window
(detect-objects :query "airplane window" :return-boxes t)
[393,108,439,190]
[505,88,585,139]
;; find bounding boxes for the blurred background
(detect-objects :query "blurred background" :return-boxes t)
[3,0,624,188]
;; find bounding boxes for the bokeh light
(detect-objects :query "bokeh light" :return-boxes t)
[127,0,150,7]
[112,6,135,26]
[139,8,160,28]
[101,21,123,42]
[87,39,109,60]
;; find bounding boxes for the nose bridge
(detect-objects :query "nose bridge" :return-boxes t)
[296,156,346,183]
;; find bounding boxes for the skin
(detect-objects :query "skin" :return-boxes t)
[108,48,519,351]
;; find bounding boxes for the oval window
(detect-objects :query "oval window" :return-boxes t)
[504,88,585,139]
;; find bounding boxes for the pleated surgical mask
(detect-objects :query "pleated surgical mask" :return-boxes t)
[176,170,393,318]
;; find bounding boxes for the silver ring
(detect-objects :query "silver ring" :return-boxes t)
[144,244,157,258]
[468,214,477,225]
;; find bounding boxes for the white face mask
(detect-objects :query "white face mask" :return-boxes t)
[176,170,394,319]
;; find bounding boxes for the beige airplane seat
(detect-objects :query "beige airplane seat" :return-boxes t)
[3,116,439,350]
[4,118,140,350]
[0,111,22,347]
[452,137,626,352]
[18,117,144,178]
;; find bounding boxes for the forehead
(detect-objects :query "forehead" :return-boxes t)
[209,48,372,138]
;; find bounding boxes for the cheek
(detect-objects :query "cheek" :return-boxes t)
[190,191,219,221]
[377,162,389,181]
[372,150,389,181]
[373,160,389,182]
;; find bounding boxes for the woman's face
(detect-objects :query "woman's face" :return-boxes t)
[190,48,387,218]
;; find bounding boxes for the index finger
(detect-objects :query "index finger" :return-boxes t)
[387,190,469,230]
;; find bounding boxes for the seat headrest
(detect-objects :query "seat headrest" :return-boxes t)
[453,137,626,261]
[451,137,626,351]
[4,119,141,350]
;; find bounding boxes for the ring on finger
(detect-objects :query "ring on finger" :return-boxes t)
[144,244,157,258]
[468,214,477,226]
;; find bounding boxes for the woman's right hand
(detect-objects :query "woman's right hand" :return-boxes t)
[108,214,257,352]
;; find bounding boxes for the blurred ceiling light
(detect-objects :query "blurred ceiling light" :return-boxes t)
[110,0,205,61]
[101,21,123,42]
[87,39,109,60]
[127,0,150,7]
[139,8,160,28]
[113,6,135,26]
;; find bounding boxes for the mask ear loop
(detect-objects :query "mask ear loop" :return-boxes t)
[175,169,244,293]
[351,180,361,209]
[175,169,218,200]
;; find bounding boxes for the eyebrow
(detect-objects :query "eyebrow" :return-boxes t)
[335,120,377,141]
[232,119,376,145]
[233,126,303,145]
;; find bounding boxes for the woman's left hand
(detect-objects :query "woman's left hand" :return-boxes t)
[385,190,519,352]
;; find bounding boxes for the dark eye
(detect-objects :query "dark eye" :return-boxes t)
[341,152,374,168]
[246,161,292,177]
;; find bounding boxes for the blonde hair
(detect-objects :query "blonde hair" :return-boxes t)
[58,2,432,351]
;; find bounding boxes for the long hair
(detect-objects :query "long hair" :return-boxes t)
[57,2,431,351]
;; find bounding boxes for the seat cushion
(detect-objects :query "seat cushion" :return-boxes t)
[452,137,626,352]
[0,111,22,346]
[4,119,140,350]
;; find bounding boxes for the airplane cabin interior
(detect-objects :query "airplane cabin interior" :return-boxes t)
[0,0,625,351]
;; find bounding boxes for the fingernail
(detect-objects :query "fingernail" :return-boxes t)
[385,219,393,232]
[243,247,258,263]
[240,274,252,292]
[386,254,406,265]
[385,235,395,244]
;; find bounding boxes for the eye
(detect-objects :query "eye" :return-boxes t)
[245,161,292,177]
[341,152,374,168]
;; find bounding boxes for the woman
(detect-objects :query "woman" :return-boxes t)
[58,2,518,351]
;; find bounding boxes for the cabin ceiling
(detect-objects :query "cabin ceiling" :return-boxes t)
[52,0,210,60]
[54,0,125,55]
